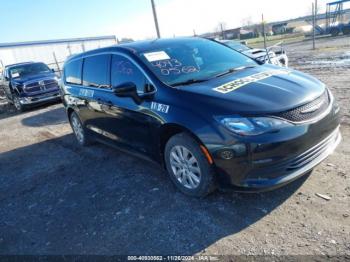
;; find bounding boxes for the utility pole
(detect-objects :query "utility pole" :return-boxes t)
[315,0,318,17]
[52,52,61,77]
[315,0,318,37]
[262,14,271,63]
[220,23,225,39]
[312,2,316,50]
[262,14,267,50]
[151,0,161,38]
[67,44,72,56]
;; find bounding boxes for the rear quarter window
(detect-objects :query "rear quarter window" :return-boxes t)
[64,59,83,85]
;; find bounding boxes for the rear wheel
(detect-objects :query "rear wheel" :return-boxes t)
[164,133,216,197]
[69,111,92,146]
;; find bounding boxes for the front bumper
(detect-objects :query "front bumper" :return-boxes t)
[210,99,341,191]
[19,91,61,105]
[245,127,340,191]
[213,126,341,192]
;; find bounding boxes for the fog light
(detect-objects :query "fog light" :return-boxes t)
[220,150,234,160]
[217,144,247,160]
[19,97,30,104]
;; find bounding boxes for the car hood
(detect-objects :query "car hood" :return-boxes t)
[12,72,56,85]
[177,65,326,114]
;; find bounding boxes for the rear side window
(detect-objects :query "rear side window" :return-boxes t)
[65,59,82,85]
[83,54,111,88]
[111,55,147,93]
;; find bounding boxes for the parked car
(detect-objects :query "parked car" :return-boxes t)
[221,39,289,67]
[60,37,341,197]
[0,62,61,111]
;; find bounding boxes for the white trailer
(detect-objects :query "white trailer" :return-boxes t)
[0,35,117,74]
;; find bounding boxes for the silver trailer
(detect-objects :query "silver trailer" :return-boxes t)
[0,35,117,74]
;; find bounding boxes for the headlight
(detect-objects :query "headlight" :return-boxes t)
[218,116,293,136]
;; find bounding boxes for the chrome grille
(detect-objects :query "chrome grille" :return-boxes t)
[24,79,58,93]
[273,90,330,123]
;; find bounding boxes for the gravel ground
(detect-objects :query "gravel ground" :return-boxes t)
[0,36,349,256]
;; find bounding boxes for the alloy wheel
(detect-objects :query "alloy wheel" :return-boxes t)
[71,115,84,144]
[169,145,201,189]
[13,97,21,111]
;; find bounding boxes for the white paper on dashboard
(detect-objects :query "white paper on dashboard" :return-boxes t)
[11,72,20,78]
[144,51,170,62]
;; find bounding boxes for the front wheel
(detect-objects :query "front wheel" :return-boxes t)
[331,28,340,36]
[164,133,216,197]
[13,95,24,112]
[342,27,350,35]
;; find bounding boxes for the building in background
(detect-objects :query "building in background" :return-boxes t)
[0,35,117,74]
[201,8,350,40]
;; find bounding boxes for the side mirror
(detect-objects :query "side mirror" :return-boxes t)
[113,82,142,104]
[113,82,137,96]
[51,68,55,73]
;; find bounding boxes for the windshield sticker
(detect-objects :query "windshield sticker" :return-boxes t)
[79,88,94,98]
[144,51,170,62]
[213,69,291,94]
[11,72,20,78]
[151,102,169,113]
[151,59,199,75]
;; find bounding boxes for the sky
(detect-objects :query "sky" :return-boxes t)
[0,0,333,43]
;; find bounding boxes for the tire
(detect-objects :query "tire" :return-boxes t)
[69,111,93,146]
[331,28,340,37]
[342,27,350,35]
[164,133,216,197]
[13,95,25,112]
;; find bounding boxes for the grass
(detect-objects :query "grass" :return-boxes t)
[245,33,305,48]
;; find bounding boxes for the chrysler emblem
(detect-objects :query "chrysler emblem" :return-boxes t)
[300,100,323,114]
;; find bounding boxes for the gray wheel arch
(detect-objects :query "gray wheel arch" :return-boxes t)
[158,123,209,167]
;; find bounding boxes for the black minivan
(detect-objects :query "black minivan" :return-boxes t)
[60,37,341,197]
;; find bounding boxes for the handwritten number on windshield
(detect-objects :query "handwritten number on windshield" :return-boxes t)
[152,59,199,75]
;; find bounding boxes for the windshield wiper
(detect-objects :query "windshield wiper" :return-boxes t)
[171,78,209,87]
[214,65,257,78]
[170,65,257,87]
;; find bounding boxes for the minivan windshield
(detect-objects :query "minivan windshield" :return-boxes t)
[138,38,257,86]
[9,63,51,79]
